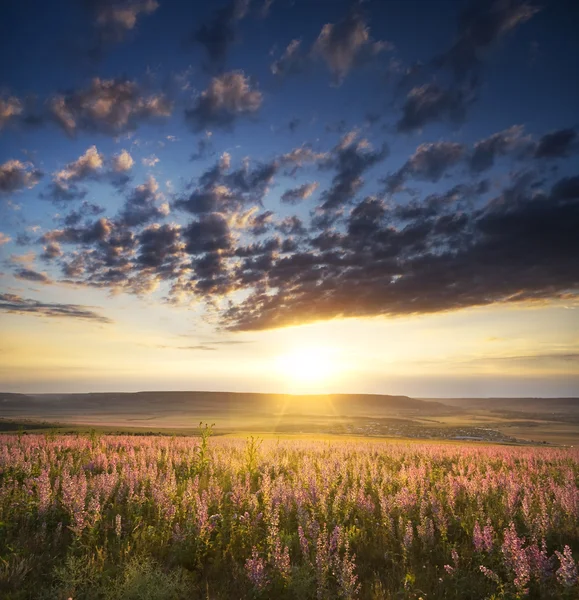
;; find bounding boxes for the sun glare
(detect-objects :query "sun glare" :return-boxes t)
[275,346,338,389]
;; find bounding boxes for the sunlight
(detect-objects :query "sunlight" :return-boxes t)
[275,346,339,388]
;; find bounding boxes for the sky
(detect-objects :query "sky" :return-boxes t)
[0,0,578,397]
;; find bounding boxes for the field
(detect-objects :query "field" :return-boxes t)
[2,391,579,445]
[0,430,578,599]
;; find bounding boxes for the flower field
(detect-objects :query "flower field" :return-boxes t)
[0,431,578,599]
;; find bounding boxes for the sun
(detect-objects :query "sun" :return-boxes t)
[275,346,338,389]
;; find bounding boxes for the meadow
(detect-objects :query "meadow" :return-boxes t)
[0,430,578,599]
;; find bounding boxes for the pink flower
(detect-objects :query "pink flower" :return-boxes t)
[555,545,578,588]
[245,547,269,591]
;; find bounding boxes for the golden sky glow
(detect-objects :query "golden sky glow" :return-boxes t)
[1,278,577,396]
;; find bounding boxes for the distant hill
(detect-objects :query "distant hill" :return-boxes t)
[0,391,456,424]
[421,397,579,413]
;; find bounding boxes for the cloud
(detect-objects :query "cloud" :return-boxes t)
[142,154,160,167]
[56,146,105,181]
[271,40,308,78]
[219,172,579,330]
[185,71,262,131]
[40,242,63,261]
[62,201,105,226]
[319,132,388,210]
[0,233,11,246]
[0,160,43,195]
[534,128,578,159]
[193,0,250,71]
[14,268,53,285]
[49,78,172,136]
[0,292,112,323]
[0,95,23,130]
[275,216,306,236]
[118,176,169,227]
[397,83,473,133]
[271,10,392,83]
[175,153,277,215]
[42,146,136,203]
[41,146,105,202]
[436,0,540,81]
[90,0,159,47]
[469,125,528,172]
[137,223,182,270]
[158,338,253,351]
[278,144,329,172]
[312,10,392,84]
[385,141,465,193]
[7,251,35,265]
[281,182,319,204]
[183,213,233,255]
[112,149,135,171]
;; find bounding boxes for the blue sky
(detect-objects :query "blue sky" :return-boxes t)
[0,0,578,395]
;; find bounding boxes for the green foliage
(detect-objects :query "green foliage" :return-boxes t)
[0,433,578,599]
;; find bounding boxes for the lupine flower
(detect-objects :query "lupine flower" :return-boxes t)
[502,522,531,594]
[480,565,500,583]
[245,547,269,591]
[555,545,578,587]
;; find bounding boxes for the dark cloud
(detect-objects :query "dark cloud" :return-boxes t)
[275,215,307,236]
[137,223,182,271]
[49,78,172,136]
[312,10,392,84]
[193,0,250,71]
[319,132,388,210]
[397,83,473,133]
[385,141,465,193]
[436,0,540,82]
[175,152,276,215]
[190,134,215,161]
[14,268,53,285]
[185,71,262,131]
[41,217,114,246]
[534,128,577,159]
[249,210,275,236]
[118,176,169,227]
[0,292,112,323]
[469,125,528,172]
[271,9,391,83]
[86,0,159,57]
[62,202,106,227]
[281,181,319,204]
[183,213,233,255]
[36,169,579,332]
[40,242,63,261]
[0,160,43,195]
[210,171,578,330]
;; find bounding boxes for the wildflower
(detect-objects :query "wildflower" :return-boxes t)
[245,547,269,591]
[502,522,530,594]
[480,565,500,583]
[402,520,414,552]
[555,545,578,588]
